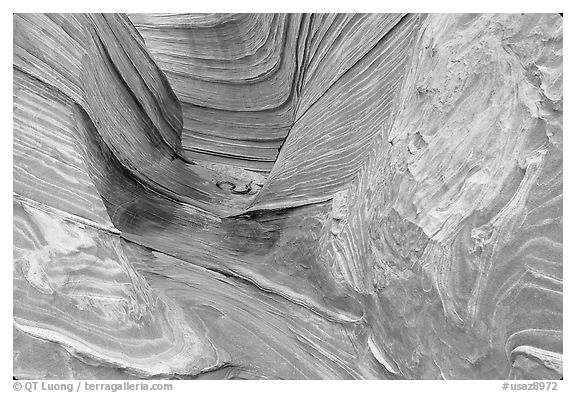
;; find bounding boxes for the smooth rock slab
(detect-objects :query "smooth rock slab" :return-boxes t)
[13,13,562,380]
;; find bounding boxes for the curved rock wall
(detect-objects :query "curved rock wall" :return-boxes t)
[13,13,562,379]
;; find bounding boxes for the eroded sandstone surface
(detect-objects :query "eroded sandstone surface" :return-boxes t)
[13,13,562,379]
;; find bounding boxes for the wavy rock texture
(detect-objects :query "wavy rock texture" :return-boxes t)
[13,13,562,379]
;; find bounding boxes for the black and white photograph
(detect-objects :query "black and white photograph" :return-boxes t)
[7,2,569,389]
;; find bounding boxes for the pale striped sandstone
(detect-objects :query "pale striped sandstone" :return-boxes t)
[13,13,562,379]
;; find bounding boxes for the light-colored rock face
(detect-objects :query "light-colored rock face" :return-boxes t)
[13,13,562,380]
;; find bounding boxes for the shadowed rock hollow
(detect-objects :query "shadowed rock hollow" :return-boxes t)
[13,13,563,379]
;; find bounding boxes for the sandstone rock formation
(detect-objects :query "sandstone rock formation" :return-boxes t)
[13,13,563,379]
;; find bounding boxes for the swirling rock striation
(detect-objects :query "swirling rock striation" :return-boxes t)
[13,13,562,379]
